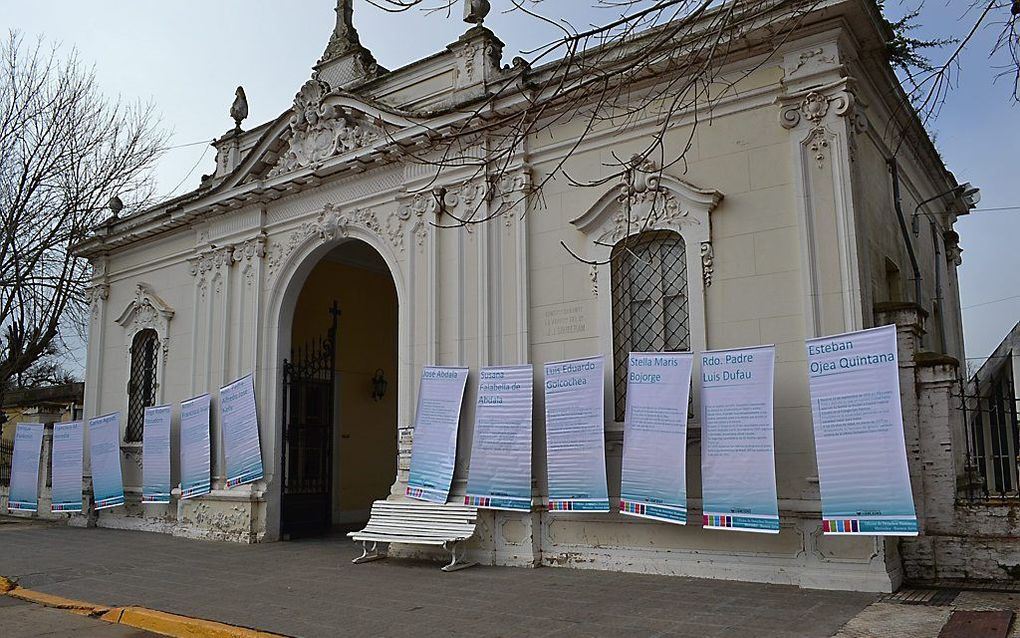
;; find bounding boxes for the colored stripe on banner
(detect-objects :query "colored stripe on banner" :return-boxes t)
[548,500,573,511]
[824,518,863,533]
[464,496,491,507]
[702,514,733,528]
[620,500,646,515]
[405,487,425,499]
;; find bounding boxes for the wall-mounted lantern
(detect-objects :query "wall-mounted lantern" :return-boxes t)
[371,369,388,402]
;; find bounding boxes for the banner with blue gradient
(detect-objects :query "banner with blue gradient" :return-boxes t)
[620,352,694,524]
[544,356,609,512]
[8,423,44,512]
[465,365,534,511]
[806,325,918,536]
[142,405,172,504]
[51,421,84,513]
[406,367,470,504]
[221,375,264,488]
[89,413,125,510]
[180,394,211,500]
[701,345,780,533]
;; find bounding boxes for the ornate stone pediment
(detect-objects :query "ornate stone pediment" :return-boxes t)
[570,161,722,288]
[571,160,722,245]
[267,78,384,178]
[115,283,174,332]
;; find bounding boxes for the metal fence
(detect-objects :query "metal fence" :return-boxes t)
[0,436,12,487]
[959,375,1020,502]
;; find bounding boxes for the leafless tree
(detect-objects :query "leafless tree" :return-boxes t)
[0,31,167,400]
[364,0,1018,241]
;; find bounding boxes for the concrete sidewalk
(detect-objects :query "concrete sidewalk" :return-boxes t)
[0,522,877,638]
[0,594,161,637]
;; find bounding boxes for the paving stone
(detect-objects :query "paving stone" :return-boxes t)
[0,526,879,637]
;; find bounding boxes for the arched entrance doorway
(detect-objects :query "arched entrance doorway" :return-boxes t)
[280,239,398,538]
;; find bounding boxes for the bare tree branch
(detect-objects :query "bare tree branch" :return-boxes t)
[0,31,168,399]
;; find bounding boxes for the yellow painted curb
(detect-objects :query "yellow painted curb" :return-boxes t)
[6,587,110,616]
[0,574,287,638]
[105,606,288,638]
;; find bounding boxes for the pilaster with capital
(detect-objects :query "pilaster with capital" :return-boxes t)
[188,244,235,485]
[778,40,868,338]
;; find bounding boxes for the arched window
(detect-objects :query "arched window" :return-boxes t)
[611,230,690,421]
[126,329,159,442]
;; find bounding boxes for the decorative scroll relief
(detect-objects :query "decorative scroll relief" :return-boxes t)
[115,283,175,363]
[778,78,868,167]
[491,167,533,230]
[570,161,723,290]
[265,203,404,282]
[267,78,382,178]
[233,235,267,287]
[189,247,235,300]
[86,283,110,320]
[115,283,175,335]
[700,242,714,288]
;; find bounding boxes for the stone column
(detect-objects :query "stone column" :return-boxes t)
[78,275,110,526]
[914,354,963,535]
[874,301,927,527]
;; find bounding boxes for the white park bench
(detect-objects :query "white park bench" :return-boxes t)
[348,500,479,572]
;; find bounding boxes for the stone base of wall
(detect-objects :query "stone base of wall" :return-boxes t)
[91,486,267,544]
[536,512,900,592]
[392,506,900,592]
[902,502,1020,584]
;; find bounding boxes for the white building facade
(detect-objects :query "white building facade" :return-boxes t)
[73,0,977,592]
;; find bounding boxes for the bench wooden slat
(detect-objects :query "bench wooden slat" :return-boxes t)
[349,499,480,571]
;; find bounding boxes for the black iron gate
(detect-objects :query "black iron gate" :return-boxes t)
[281,302,340,538]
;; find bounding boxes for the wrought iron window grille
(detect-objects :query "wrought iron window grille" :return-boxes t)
[126,328,159,443]
[611,230,690,422]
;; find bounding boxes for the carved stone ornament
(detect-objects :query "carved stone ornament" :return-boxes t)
[234,234,267,287]
[700,242,714,288]
[115,283,174,335]
[267,78,381,178]
[944,230,963,267]
[86,283,110,319]
[778,78,868,167]
[491,167,532,230]
[602,160,700,244]
[321,0,361,61]
[189,246,235,299]
[266,202,405,282]
[570,161,722,292]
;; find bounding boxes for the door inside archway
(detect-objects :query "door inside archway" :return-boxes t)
[282,240,398,538]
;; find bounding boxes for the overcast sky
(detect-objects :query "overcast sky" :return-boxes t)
[5,1,1018,373]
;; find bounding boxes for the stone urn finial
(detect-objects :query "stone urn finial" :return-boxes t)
[464,0,491,25]
[230,86,248,133]
[108,195,124,220]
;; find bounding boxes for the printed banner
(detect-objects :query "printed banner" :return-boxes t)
[807,325,918,535]
[8,423,44,512]
[142,405,172,504]
[180,394,212,500]
[465,365,534,511]
[620,352,694,524]
[406,367,470,503]
[544,356,609,512]
[51,421,84,513]
[220,375,264,488]
[701,346,779,533]
[89,413,125,510]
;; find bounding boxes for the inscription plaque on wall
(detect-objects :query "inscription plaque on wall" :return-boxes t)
[537,302,592,342]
